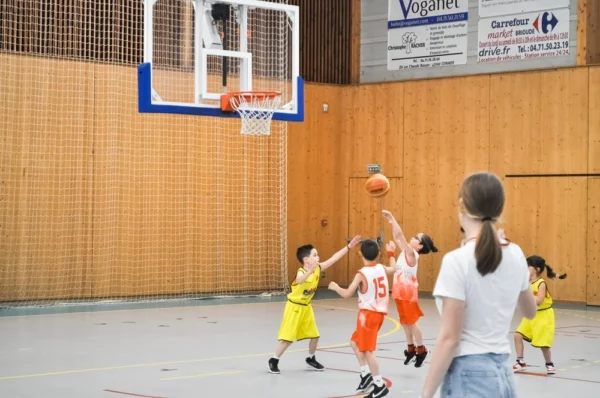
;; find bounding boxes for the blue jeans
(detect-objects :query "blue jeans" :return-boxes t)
[441,353,517,398]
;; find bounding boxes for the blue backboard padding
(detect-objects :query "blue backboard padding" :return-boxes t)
[137,63,304,122]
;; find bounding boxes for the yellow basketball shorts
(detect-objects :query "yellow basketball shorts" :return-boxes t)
[277,301,320,342]
[516,308,555,348]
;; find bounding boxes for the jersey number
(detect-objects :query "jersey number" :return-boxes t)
[373,276,387,298]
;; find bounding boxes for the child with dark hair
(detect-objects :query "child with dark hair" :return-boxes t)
[382,210,438,368]
[329,239,391,397]
[513,255,567,375]
[268,235,362,374]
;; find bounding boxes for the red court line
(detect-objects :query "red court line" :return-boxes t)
[104,389,167,398]
[326,368,392,398]
[518,372,600,384]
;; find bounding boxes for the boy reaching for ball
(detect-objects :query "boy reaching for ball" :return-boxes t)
[268,235,362,374]
[329,239,392,397]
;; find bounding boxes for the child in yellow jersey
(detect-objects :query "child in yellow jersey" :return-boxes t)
[513,255,567,375]
[268,235,362,374]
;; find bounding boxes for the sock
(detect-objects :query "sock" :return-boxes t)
[417,345,427,354]
[272,355,279,360]
[373,375,384,387]
[308,352,315,358]
[546,362,554,366]
[407,344,415,353]
[360,365,370,377]
[517,357,524,363]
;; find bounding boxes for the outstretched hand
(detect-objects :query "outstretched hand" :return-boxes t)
[382,210,395,223]
[386,240,396,253]
[348,235,361,249]
[328,281,340,291]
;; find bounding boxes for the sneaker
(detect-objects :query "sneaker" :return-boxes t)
[513,360,527,372]
[403,349,416,365]
[306,355,325,371]
[415,350,428,368]
[356,373,374,392]
[268,357,280,374]
[365,382,389,398]
[546,363,556,375]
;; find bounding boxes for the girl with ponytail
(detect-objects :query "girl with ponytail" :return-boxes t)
[421,172,537,398]
[513,255,567,375]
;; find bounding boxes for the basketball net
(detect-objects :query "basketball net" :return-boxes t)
[229,92,282,136]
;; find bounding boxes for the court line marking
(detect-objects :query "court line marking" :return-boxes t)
[103,389,167,398]
[0,302,400,381]
[326,368,392,398]
[160,370,244,381]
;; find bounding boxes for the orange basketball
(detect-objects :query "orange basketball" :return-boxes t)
[365,173,390,197]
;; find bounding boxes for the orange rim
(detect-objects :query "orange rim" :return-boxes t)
[220,91,281,112]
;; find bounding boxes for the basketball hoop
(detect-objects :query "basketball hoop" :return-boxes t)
[220,91,282,135]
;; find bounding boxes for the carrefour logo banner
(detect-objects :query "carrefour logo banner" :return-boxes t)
[477,8,570,63]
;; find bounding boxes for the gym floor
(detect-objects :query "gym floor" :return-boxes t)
[1,292,599,398]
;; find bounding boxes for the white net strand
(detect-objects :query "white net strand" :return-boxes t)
[230,94,282,135]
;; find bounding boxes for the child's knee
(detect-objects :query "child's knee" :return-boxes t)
[514,333,523,342]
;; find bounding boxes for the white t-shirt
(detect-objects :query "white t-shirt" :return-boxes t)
[433,240,530,357]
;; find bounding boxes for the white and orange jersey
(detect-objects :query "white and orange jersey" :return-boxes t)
[357,263,390,314]
[395,248,420,281]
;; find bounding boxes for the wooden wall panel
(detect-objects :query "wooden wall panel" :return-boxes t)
[587,1,600,64]
[403,76,490,292]
[590,67,600,173]
[343,84,403,178]
[489,69,589,177]
[587,179,600,305]
[91,64,190,298]
[502,177,588,303]
[348,178,403,288]
[287,84,345,284]
[577,0,588,65]
[0,55,94,302]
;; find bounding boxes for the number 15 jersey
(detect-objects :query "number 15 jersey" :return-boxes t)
[357,263,390,314]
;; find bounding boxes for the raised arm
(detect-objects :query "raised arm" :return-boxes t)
[382,210,416,266]
[383,240,398,276]
[320,235,361,271]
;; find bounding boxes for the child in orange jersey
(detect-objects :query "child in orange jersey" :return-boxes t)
[329,239,392,398]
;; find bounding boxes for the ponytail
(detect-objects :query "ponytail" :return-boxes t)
[545,264,567,280]
[475,219,502,276]
[526,255,567,280]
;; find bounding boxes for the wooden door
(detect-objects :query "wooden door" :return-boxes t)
[347,177,403,287]
[588,178,600,305]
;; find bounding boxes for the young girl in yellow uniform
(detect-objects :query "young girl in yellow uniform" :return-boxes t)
[513,255,566,375]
